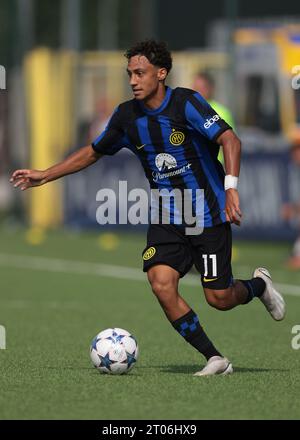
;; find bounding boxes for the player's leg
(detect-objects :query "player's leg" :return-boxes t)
[204,278,264,311]
[193,222,240,309]
[146,264,189,321]
[204,269,285,320]
[194,223,285,320]
[142,223,232,375]
[146,264,232,371]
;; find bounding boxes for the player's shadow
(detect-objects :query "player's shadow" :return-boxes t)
[233,367,289,374]
[45,366,92,370]
[160,365,288,374]
[44,366,143,377]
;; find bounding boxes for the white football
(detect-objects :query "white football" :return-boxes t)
[90,328,139,374]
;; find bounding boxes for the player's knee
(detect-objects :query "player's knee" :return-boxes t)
[205,289,232,311]
[149,277,177,302]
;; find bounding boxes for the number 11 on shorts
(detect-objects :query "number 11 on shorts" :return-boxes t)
[202,254,217,277]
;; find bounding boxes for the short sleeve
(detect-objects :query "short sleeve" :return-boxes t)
[185,92,231,143]
[91,106,130,155]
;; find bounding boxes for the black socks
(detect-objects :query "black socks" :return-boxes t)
[172,309,222,361]
[239,278,266,304]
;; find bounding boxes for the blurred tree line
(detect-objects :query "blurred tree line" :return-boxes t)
[0,0,300,68]
[0,0,138,67]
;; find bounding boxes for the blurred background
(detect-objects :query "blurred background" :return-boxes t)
[1,0,300,268]
[2,2,300,421]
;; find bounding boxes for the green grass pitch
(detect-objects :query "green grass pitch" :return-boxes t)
[0,228,299,420]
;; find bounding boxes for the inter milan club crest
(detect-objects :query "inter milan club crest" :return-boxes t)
[143,247,156,260]
[169,128,185,146]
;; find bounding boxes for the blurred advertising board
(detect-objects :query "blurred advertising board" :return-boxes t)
[64,149,300,240]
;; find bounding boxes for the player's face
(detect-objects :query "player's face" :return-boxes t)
[127,55,167,101]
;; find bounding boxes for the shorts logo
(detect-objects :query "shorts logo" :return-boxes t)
[155,153,177,171]
[169,129,185,146]
[203,277,218,282]
[143,247,156,260]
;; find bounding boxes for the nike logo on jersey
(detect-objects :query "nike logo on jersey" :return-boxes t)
[136,144,146,150]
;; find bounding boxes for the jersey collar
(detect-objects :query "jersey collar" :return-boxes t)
[139,86,173,115]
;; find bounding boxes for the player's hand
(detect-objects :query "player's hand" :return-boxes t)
[225,188,242,226]
[10,169,47,191]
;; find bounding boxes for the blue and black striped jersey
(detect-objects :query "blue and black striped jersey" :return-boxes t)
[92,87,231,227]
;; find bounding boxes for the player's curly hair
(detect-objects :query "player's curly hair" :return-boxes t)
[124,39,173,74]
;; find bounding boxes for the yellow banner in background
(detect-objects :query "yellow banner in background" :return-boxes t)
[24,48,75,228]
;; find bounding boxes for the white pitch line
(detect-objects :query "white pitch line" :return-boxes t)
[0,253,146,282]
[0,253,299,297]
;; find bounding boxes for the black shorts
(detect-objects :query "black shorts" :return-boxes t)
[142,223,233,290]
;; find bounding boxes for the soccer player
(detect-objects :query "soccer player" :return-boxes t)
[192,72,235,129]
[281,143,300,269]
[192,71,235,164]
[10,40,285,376]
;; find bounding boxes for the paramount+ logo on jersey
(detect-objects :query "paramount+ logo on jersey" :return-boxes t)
[204,114,220,129]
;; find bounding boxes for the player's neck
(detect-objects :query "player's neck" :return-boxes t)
[143,84,166,111]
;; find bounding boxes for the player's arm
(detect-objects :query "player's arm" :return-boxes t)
[217,129,242,226]
[185,92,242,226]
[10,145,102,191]
[10,105,128,191]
